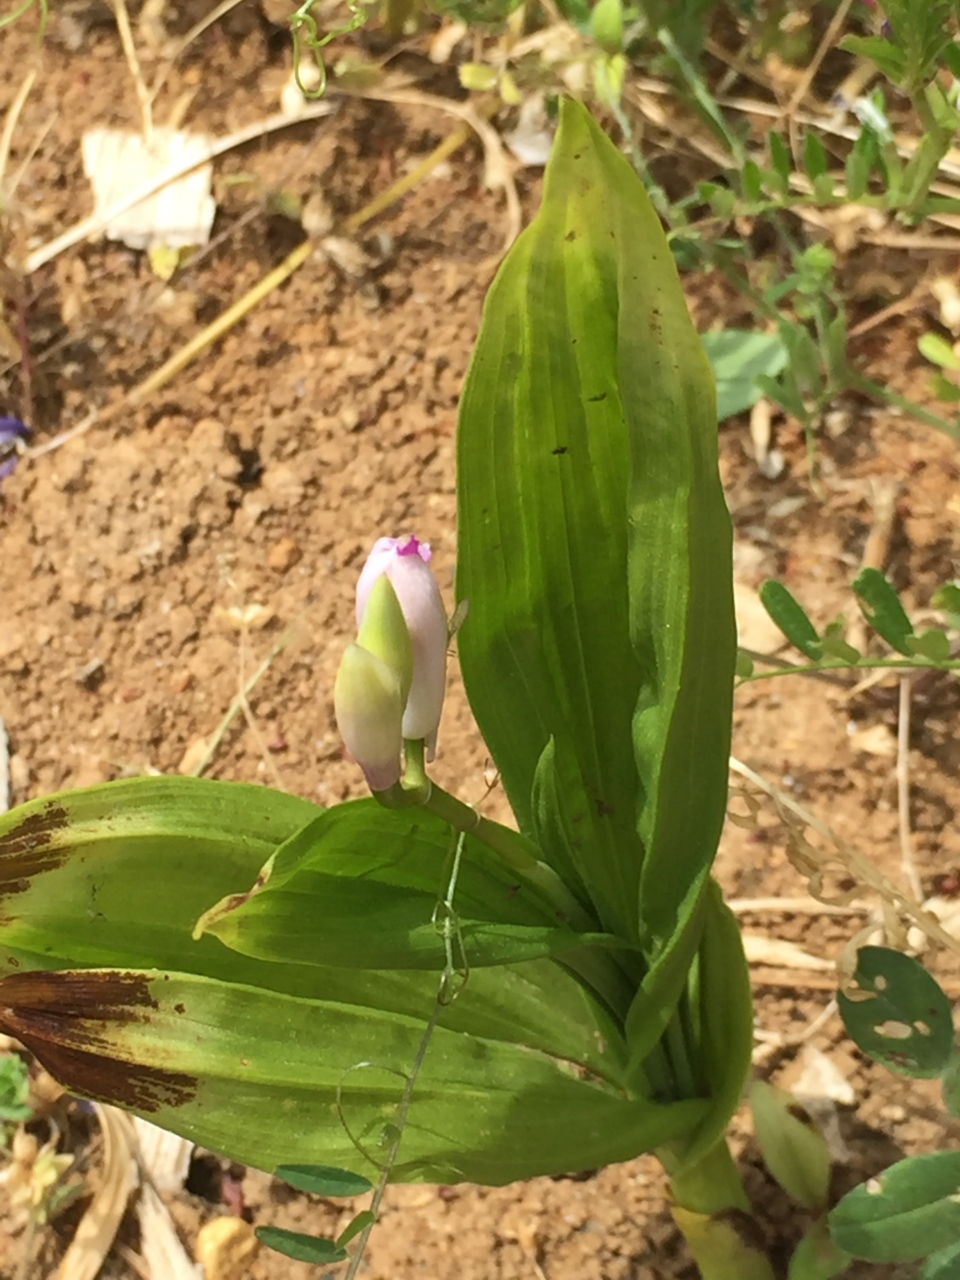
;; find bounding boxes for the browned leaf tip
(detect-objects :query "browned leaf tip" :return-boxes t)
[0,969,197,1114]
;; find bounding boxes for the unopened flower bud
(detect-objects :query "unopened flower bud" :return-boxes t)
[333,642,403,792]
[356,536,447,755]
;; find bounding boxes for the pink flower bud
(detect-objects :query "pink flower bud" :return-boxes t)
[356,536,447,755]
[333,642,404,791]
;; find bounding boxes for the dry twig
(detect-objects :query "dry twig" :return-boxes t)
[896,675,922,901]
[784,0,855,119]
[109,0,154,145]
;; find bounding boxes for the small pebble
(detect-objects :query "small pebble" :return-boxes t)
[268,537,302,572]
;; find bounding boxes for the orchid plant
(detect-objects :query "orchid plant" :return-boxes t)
[0,101,783,1278]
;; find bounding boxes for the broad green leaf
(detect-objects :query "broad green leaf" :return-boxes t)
[852,568,914,655]
[256,1227,347,1264]
[197,800,623,971]
[275,1164,373,1196]
[838,946,953,1079]
[612,106,737,944]
[830,1152,960,1262]
[758,581,821,659]
[756,370,807,423]
[699,329,787,421]
[457,100,735,949]
[0,778,319,987]
[624,874,708,1090]
[0,967,708,1184]
[817,632,861,664]
[456,101,648,940]
[736,651,755,678]
[930,373,960,404]
[750,1082,830,1211]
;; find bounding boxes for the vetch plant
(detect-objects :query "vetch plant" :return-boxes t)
[0,99,845,1277]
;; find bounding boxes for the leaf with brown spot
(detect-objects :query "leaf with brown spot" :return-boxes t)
[0,964,707,1185]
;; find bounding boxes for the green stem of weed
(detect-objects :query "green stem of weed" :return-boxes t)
[738,655,960,685]
[848,371,960,441]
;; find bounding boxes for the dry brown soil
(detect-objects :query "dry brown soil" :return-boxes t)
[1,10,960,1279]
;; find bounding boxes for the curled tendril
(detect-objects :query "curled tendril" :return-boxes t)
[0,0,48,38]
[289,0,367,99]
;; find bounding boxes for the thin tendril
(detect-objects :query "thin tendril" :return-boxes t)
[0,0,48,37]
[340,822,468,1278]
[289,0,367,99]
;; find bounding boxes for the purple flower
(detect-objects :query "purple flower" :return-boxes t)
[355,535,448,756]
[0,417,30,482]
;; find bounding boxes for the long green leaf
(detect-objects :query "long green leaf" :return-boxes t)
[0,779,631,1072]
[0,967,708,1184]
[456,105,645,940]
[456,99,734,950]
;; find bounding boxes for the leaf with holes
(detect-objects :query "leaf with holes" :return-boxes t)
[830,1151,960,1262]
[852,568,914,655]
[837,947,954,1079]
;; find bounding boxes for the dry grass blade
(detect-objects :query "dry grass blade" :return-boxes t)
[0,69,37,196]
[783,0,855,118]
[339,85,522,257]
[110,0,153,144]
[137,1182,199,1280]
[742,934,834,971]
[729,896,860,917]
[55,1105,135,1280]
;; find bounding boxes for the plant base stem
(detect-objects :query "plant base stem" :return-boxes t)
[661,1139,775,1280]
